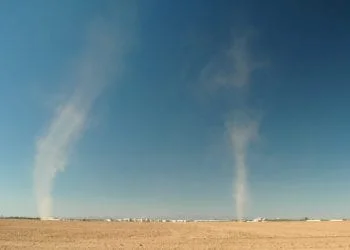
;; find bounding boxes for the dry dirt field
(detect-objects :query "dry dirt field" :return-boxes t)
[1,219,350,249]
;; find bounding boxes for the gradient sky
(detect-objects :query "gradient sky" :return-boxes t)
[1,0,350,219]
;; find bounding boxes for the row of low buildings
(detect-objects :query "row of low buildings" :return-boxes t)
[40,217,347,223]
[106,218,232,223]
[105,218,188,223]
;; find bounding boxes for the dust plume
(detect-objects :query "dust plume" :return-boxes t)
[33,19,128,218]
[201,32,263,220]
[227,112,259,220]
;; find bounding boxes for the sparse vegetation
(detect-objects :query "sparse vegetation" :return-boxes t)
[0,216,40,220]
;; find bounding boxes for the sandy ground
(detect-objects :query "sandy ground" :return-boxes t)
[1,220,350,249]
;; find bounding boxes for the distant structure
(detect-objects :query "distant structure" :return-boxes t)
[170,219,187,223]
[193,219,230,222]
[247,217,266,222]
[41,217,60,221]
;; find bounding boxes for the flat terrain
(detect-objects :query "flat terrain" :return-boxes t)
[1,220,350,249]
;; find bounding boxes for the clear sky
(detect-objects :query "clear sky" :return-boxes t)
[1,0,350,219]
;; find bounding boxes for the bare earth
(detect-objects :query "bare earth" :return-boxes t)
[1,220,350,249]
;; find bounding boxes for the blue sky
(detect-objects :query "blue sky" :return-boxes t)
[1,0,350,219]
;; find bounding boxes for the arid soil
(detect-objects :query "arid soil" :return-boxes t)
[1,219,350,249]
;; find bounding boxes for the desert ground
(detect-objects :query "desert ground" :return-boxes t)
[1,220,350,249]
